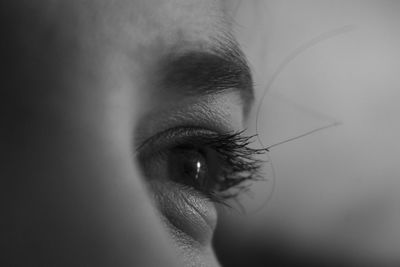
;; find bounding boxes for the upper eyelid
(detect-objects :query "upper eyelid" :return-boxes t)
[134,126,222,157]
[133,95,245,149]
[135,125,264,162]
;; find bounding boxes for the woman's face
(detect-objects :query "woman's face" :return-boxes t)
[2,0,253,266]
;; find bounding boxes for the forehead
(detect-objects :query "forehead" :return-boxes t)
[105,0,230,60]
[131,0,226,43]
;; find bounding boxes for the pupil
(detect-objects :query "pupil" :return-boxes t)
[182,158,202,180]
[169,148,208,189]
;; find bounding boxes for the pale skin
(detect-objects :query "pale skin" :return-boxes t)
[1,1,251,266]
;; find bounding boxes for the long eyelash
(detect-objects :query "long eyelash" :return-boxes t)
[198,131,266,204]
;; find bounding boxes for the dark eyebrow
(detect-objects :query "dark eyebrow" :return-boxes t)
[159,38,254,110]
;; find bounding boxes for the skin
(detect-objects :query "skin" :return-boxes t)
[1,0,251,266]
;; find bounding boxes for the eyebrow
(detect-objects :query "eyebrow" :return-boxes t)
[159,38,254,110]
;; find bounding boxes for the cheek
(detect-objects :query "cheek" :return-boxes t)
[0,15,178,267]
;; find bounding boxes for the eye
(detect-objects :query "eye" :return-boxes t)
[161,144,241,196]
[136,127,265,203]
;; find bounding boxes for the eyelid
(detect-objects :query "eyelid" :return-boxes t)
[134,92,246,147]
[135,126,223,157]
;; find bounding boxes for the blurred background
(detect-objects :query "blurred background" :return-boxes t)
[214,1,400,266]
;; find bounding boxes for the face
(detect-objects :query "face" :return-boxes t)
[1,1,256,266]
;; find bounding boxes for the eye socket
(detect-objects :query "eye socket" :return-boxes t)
[136,127,265,203]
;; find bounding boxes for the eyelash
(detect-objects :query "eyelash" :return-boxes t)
[136,127,266,205]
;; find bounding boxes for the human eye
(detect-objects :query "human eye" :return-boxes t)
[136,126,265,206]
